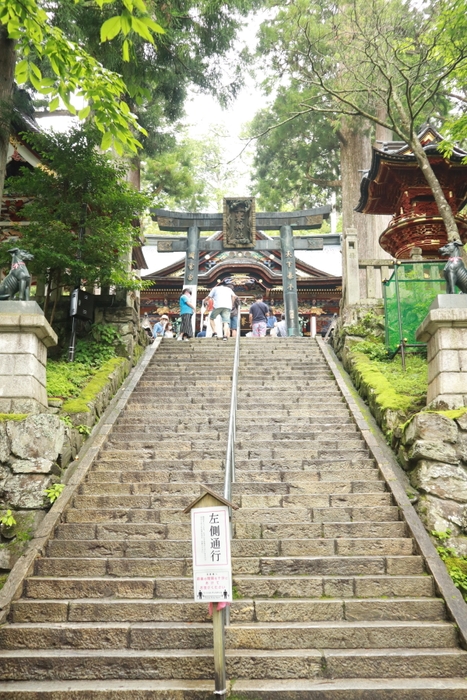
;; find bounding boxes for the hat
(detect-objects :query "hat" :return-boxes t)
[161,314,169,320]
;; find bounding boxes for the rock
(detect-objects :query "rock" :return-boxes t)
[455,412,467,431]
[11,458,59,475]
[416,493,467,535]
[7,414,64,461]
[411,460,467,503]
[3,473,53,509]
[0,422,10,463]
[407,440,459,465]
[403,413,458,446]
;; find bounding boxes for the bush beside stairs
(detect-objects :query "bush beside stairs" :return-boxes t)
[0,338,467,699]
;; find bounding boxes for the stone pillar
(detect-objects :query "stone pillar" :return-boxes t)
[185,225,200,335]
[280,225,300,336]
[343,228,360,306]
[0,301,57,414]
[416,295,467,409]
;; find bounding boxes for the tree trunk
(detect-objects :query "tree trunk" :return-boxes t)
[409,135,460,242]
[339,117,391,302]
[0,26,16,198]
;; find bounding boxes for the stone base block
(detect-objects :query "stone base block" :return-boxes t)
[417,296,467,409]
[0,302,57,411]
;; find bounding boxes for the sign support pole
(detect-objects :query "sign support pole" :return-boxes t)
[184,487,238,697]
[213,606,227,695]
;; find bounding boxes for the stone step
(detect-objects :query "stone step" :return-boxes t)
[9,596,446,625]
[53,520,408,542]
[3,677,467,698]
[70,491,390,511]
[78,479,386,496]
[22,574,435,600]
[85,465,379,482]
[103,437,367,452]
[0,620,457,651]
[1,646,466,682]
[34,555,425,579]
[63,505,401,524]
[45,536,414,560]
[112,423,360,436]
[116,415,355,426]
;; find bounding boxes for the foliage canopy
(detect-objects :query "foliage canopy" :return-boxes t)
[2,125,149,297]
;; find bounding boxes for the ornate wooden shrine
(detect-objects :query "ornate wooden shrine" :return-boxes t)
[356,126,467,259]
[141,229,342,336]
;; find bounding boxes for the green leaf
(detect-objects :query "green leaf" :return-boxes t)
[15,59,29,84]
[100,131,113,151]
[100,16,122,43]
[78,105,91,119]
[139,16,165,34]
[30,62,42,80]
[49,96,60,112]
[119,100,130,115]
[122,39,130,62]
[131,16,154,43]
[121,12,131,35]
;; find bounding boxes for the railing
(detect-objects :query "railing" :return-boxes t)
[358,259,394,300]
[211,306,242,697]
[223,304,241,503]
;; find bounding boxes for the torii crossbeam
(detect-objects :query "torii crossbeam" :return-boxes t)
[146,198,338,336]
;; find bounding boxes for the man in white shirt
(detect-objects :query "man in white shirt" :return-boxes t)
[206,280,237,341]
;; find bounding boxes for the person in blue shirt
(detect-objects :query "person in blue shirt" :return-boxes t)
[179,288,195,340]
[152,314,168,339]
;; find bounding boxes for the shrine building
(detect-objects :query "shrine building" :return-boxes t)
[356,126,467,259]
[141,229,342,336]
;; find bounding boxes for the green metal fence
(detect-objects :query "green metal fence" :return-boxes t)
[383,261,446,354]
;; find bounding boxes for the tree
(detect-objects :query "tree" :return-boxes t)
[1,125,149,324]
[142,127,243,211]
[249,84,341,211]
[0,0,166,197]
[260,0,467,241]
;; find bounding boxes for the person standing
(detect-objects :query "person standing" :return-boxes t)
[178,288,195,341]
[206,280,237,341]
[230,294,241,338]
[276,313,287,338]
[266,310,277,336]
[249,293,269,338]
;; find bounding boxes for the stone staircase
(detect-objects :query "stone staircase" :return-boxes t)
[1,337,467,698]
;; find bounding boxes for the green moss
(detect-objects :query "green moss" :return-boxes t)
[133,342,144,366]
[62,357,126,414]
[0,413,28,422]
[426,407,467,421]
[0,573,8,591]
[352,352,420,413]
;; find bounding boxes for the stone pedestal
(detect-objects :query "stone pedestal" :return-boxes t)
[0,301,57,413]
[416,295,467,409]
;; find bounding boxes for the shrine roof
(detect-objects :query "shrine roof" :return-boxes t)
[356,126,467,214]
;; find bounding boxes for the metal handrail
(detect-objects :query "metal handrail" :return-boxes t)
[223,305,241,503]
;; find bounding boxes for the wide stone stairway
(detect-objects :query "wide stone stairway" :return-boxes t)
[1,338,467,698]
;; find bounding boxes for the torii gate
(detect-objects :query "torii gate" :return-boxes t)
[146,197,339,336]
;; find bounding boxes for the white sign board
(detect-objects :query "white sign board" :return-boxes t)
[191,505,232,602]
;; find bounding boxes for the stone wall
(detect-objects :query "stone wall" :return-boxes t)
[332,305,467,554]
[0,414,64,570]
[0,356,134,573]
[399,411,467,554]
